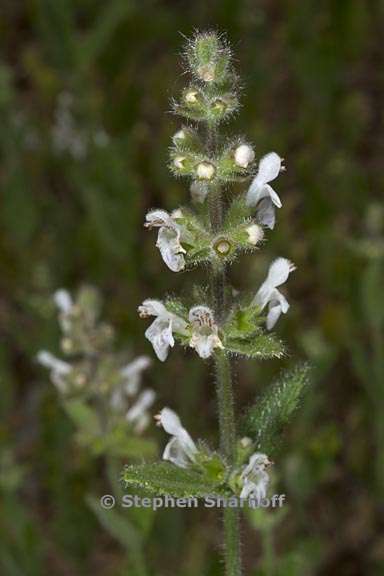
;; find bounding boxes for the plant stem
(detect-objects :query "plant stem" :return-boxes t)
[208,171,242,575]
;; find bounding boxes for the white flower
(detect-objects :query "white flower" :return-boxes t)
[253,258,296,330]
[246,153,284,229]
[53,289,74,332]
[120,355,151,396]
[246,224,264,245]
[190,181,209,203]
[126,389,156,433]
[145,209,186,272]
[155,407,197,468]
[240,452,272,502]
[37,350,72,393]
[234,144,255,168]
[196,161,215,181]
[138,299,188,361]
[188,306,223,359]
[54,289,73,314]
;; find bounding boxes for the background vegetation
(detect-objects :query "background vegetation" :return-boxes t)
[1,1,383,575]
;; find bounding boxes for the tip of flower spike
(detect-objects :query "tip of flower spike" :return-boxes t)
[184,30,234,87]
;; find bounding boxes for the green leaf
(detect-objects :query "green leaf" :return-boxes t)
[243,363,311,452]
[225,332,285,359]
[122,462,228,498]
[223,197,253,230]
[224,305,264,339]
[64,399,100,435]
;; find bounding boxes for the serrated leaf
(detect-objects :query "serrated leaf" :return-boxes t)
[122,462,228,498]
[225,332,285,359]
[243,363,311,452]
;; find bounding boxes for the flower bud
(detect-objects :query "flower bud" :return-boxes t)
[174,156,186,169]
[197,63,216,82]
[185,90,199,104]
[212,98,226,114]
[172,129,186,143]
[61,337,74,353]
[246,224,264,245]
[188,32,232,86]
[196,161,215,180]
[234,144,255,168]
[171,208,184,219]
[240,437,253,448]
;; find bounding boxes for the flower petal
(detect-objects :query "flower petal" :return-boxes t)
[188,305,215,327]
[163,437,190,468]
[157,407,183,436]
[126,389,156,425]
[138,299,168,318]
[37,351,72,375]
[145,318,174,361]
[121,356,151,379]
[256,198,276,229]
[265,258,295,288]
[157,227,186,272]
[157,407,197,456]
[263,184,282,208]
[266,289,290,330]
[145,209,172,228]
[54,289,73,314]
[257,152,282,183]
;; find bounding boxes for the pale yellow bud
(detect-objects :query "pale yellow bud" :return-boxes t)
[173,129,186,143]
[234,144,255,168]
[61,338,74,353]
[196,161,215,180]
[174,156,186,169]
[246,224,264,245]
[197,64,216,82]
[240,437,252,448]
[171,208,183,219]
[185,90,198,104]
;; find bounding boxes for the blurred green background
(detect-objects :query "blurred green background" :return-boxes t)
[1,1,383,575]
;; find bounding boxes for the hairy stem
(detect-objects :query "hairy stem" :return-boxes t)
[208,160,242,575]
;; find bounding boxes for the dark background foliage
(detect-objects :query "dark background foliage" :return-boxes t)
[1,1,383,575]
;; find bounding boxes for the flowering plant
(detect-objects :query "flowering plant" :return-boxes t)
[38,286,156,457]
[122,31,310,575]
